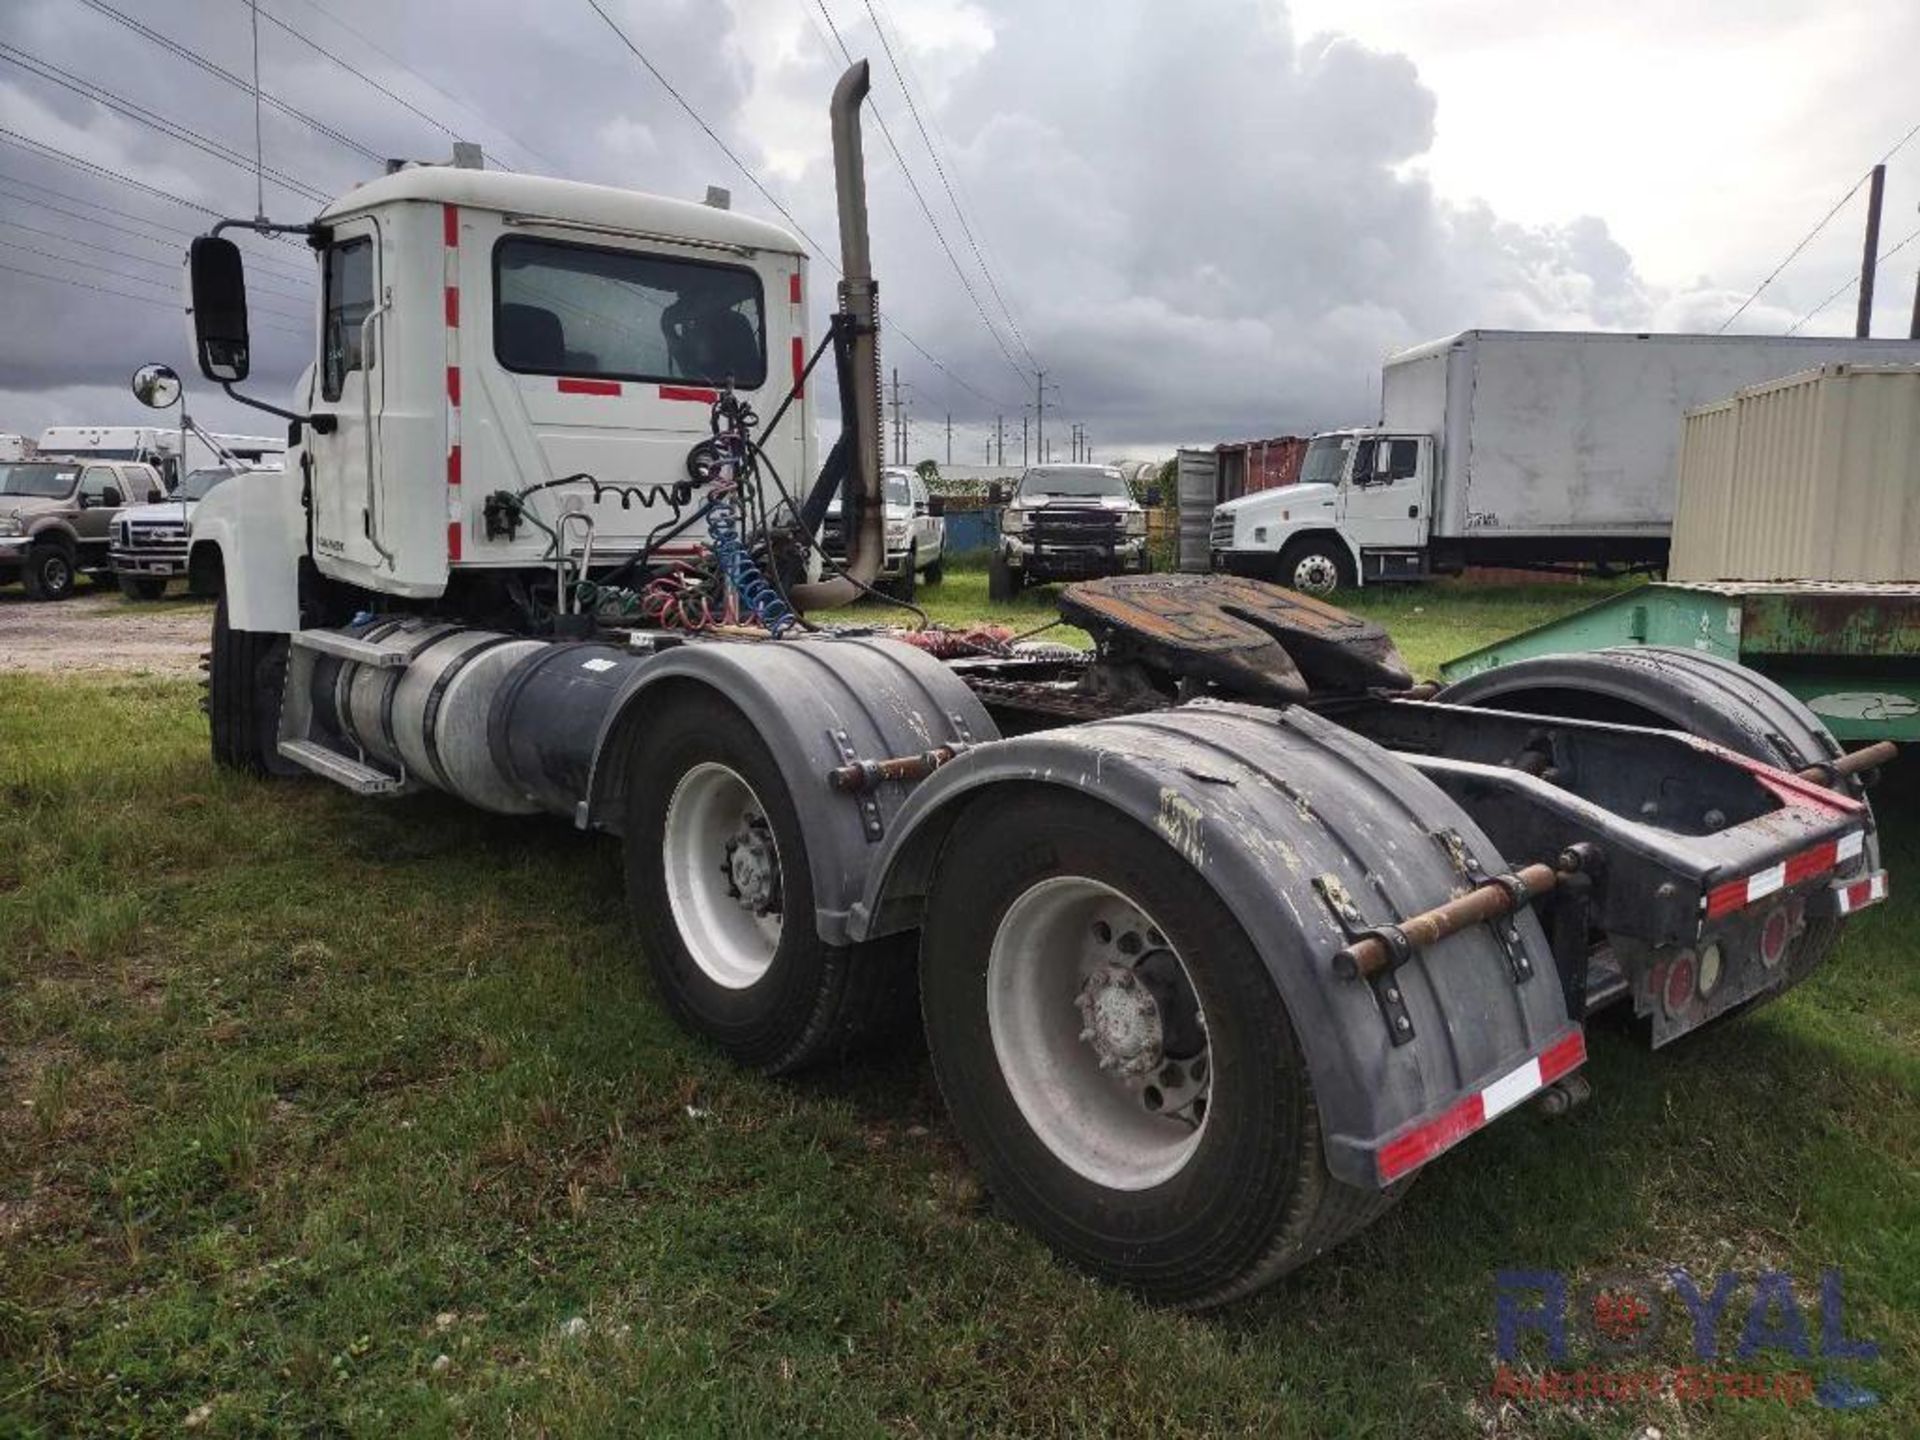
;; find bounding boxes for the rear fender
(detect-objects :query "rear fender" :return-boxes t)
[852,701,1577,1188]
[583,637,997,947]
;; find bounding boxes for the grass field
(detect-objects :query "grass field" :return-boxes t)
[2,582,1915,1436]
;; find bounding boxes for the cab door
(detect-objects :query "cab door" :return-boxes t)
[75,465,123,560]
[306,218,388,576]
[908,471,942,560]
[1338,436,1428,551]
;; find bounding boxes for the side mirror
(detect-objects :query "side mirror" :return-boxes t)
[101,486,124,508]
[189,236,251,383]
[927,495,946,518]
[131,362,182,409]
[988,481,1008,505]
[1144,486,1164,508]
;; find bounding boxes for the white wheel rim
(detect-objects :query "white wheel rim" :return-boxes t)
[987,876,1210,1191]
[662,762,784,989]
[1292,553,1338,594]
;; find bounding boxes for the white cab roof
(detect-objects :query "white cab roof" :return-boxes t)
[318,167,808,258]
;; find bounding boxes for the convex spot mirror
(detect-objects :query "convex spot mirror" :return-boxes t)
[131,362,181,409]
[189,236,250,383]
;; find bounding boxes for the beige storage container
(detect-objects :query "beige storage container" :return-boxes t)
[1669,364,1920,582]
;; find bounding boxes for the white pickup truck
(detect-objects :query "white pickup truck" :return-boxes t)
[110,463,266,599]
[823,465,945,599]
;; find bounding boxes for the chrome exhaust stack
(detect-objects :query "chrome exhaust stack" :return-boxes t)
[790,60,884,610]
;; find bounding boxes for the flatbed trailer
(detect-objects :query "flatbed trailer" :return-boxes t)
[1441,581,1920,744]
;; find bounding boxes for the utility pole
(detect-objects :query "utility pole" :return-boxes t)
[1910,265,1920,340]
[1034,370,1058,466]
[1021,412,1029,466]
[888,368,914,466]
[945,412,952,466]
[994,415,1005,467]
[1856,163,1886,338]
[1084,431,1092,463]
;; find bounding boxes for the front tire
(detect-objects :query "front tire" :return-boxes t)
[1276,536,1352,596]
[920,789,1396,1309]
[986,551,1022,602]
[22,544,75,601]
[623,692,915,1074]
[889,547,918,602]
[208,596,295,776]
[119,574,169,601]
[923,551,945,586]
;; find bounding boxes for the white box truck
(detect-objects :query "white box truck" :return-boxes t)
[1210,329,1920,594]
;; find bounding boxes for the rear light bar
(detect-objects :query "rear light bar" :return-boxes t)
[1834,872,1889,916]
[1703,829,1865,921]
[1376,1029,1586,1184]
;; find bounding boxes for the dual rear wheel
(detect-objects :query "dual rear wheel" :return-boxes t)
[623,693,1386,1306]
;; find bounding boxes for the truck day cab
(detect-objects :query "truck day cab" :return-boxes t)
[174,63,1892,1309]
[1212,329,1920,594]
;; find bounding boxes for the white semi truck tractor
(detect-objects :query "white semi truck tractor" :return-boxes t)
[174,63,1893,1309]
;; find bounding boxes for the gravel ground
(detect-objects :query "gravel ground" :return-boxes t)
[0,587,210,676]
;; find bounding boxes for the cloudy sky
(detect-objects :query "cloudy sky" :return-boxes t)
[2,0,1918,465]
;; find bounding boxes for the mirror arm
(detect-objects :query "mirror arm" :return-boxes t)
[221,382,336,435]
[210,216,330,247]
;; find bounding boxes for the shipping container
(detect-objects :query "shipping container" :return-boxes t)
[1175,447,1217,572]
[1217,435,1306,497]
[1670,365,1920,583]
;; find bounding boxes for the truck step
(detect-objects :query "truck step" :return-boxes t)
[290,630,411,667]
[276,739,408,795]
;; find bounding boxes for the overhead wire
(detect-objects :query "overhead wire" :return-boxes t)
[859,0,1037,372]
[76,0,388,167]
[1784,221,1920,335]
[0,216,314,306]
[0,236,310,321]
[812,0,1031,386]
[0,40,333,203]
[0,258,307,337]
[585,0,1019,413]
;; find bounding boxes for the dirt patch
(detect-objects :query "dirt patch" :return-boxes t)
[0,590,209,676]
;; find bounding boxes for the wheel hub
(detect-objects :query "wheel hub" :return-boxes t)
[1075,963,1163,1076]
[1293,554,1338,594]
[722,820,781,916]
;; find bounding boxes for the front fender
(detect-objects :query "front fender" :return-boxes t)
[851,701,1575,1188]
[187,469,305,632]
[583,636,997,946]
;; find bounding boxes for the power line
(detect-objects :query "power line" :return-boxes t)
[0,256,307,337]
[76,0,387,167]
[1716,171,1870,332]
[860,0,1037,372]
[281,0,558,173]
[0,217,314,306]
[0,171,314,282]
[588,0,1016,413]
[813,0,1030,385]
[1785,222,1920,335]
[0,237,310,321]
[0,41,332,203]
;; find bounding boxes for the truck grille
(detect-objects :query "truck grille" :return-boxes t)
[1210,513,1235,549]
[1030,507,1121,549]
[820,515,845,559]
[117,518,188,558]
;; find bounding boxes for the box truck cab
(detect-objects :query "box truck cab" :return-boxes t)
[1210,428,1432,593]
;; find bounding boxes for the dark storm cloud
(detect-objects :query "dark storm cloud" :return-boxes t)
[0,0,1731,448]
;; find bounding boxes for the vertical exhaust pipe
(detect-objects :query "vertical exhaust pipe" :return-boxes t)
[790,61,884,610]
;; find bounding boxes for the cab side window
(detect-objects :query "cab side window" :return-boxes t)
[1386,439,1419,481]
[322,237,375,403]
[909,475,929,512]
[127,466,163,502]
[79,465,120,506]
[1349,439,1376,484]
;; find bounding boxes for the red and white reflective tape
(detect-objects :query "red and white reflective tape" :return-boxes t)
[443,203,462,563]
[1376,1029,1586,1183]
[789,266,805,398]
[1834,871,1889,916]
[559,377,622,397]
[1704,828,1866,920]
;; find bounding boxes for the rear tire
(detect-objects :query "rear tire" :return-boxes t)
[119,574,169,601]
[920,789,1398,1309]
[208,596,295,777]
[1438,646,1872,1011]
[22,544,75,601]
[623,691,917,1074]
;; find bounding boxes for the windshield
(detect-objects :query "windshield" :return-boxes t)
[1018,466,1128,500]
[0,462,79,498]
[883,472,913,505]
[1299,438,1349,486]
[177,468,236,501]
